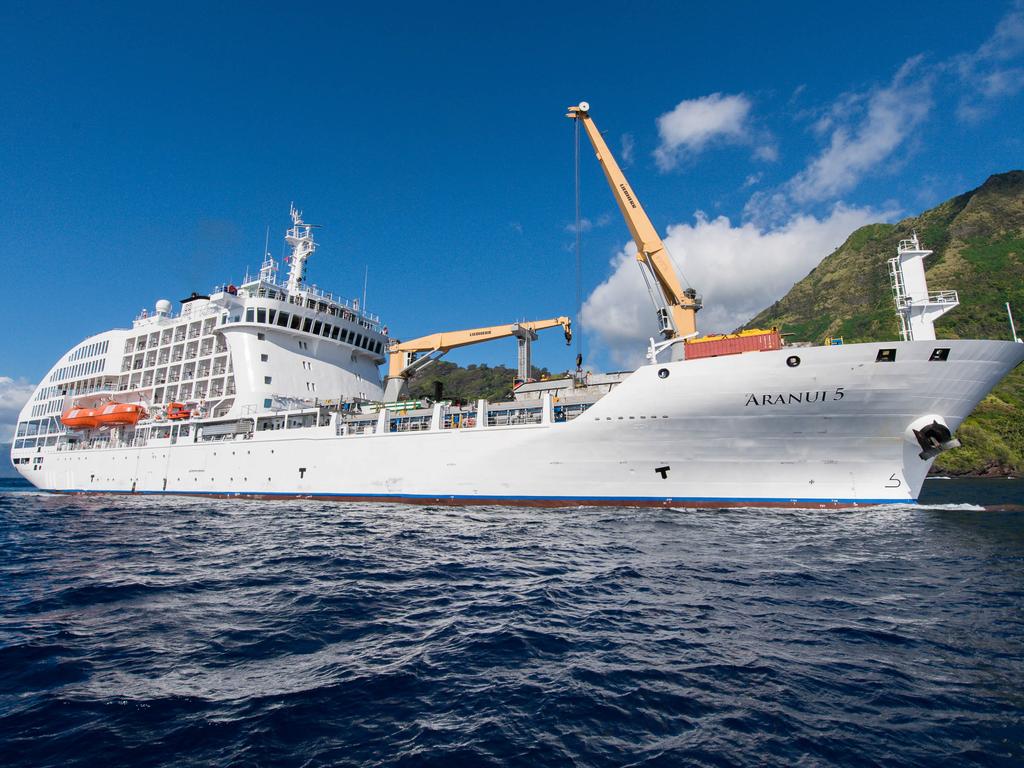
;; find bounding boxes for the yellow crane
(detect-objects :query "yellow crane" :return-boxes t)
[567,102,701,341]
[384,317,573,401]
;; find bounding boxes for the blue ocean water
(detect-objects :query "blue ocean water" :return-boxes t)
[1,477,1023,767]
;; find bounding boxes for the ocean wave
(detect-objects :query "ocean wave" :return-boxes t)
[1,485,1022,767]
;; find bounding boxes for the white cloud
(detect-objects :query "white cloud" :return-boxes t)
[565,217,593,234]
[620,133,635,166]
[0,377,36,442]
[787,56,933,205]
[954,2,1024,122]
[743,9,1023,224]
[581,205,886,367]
[564,213,612,236]
[654,93,753,170]
[742,172,763,188]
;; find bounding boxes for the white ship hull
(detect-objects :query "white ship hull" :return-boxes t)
[15,340,1024,508]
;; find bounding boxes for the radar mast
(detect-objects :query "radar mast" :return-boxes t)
[285,204,318,294]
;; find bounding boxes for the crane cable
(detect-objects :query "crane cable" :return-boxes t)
[574,116,583,362]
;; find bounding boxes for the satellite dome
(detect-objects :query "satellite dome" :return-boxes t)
[155,299,172,315]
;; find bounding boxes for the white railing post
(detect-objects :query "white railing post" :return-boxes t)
[541,393,552,424]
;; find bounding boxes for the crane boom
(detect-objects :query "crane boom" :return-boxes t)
[384,317,572,400]
[567,102,701,338]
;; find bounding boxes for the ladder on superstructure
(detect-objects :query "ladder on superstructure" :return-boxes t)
[887,255,911,341]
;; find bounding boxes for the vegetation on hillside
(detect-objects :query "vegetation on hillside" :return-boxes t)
[406,361,554,403]
[745,171,1024,476]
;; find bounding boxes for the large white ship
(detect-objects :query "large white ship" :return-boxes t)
[11,104,1024,507]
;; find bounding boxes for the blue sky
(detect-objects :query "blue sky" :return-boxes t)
[2,1,1023,433]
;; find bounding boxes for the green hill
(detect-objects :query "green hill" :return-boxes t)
[406,361,552,403]
[745,170,1024,476]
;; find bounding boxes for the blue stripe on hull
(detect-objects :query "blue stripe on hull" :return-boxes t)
[44,488,916,508]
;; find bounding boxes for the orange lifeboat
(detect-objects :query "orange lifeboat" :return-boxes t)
[95,402,147,426]
[166,402,191,420]
[61,407,100,430]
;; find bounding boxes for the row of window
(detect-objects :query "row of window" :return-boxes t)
[37,377,113,402]
[250,287,374,330]
[13,436,58,450]
[68,339,109,362]
[244,307,384,355]
[16,416,63,437]
[30,399,63,418]
[126,320,219,353]
[51,357,105,383]
[35,384,65,401]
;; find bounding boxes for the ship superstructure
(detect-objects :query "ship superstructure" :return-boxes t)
[16,205,388,457]
[10,105,1024,507]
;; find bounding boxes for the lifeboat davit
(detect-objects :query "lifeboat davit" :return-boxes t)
[166,402,191,420]
[61,407,100,430]
[95,402,147,426]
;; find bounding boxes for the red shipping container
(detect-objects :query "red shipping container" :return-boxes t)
[684,329,782,360]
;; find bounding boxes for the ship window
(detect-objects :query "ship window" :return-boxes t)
[246,308,254,322]
[375,341,382,353]
[324,324,333,337]
[331,326,340,340]
[277,312,289,327]
[260,354,268,362]
[268,310,276,325]
[264,398,272,408]
[303,318,312,333]
[876,348,896,363]
[312,321,322,335]
[354,334,363,347]
[291,314,301,330]
[930,348,950,361]
[257,333,266,341]
[264,376,272,384]
[257,309,267,324]
[361,337,370,349]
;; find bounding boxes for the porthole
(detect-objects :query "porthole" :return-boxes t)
[786,356,801,368]
[657,368,670,379]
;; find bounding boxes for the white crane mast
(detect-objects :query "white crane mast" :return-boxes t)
[887,233,959,341]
